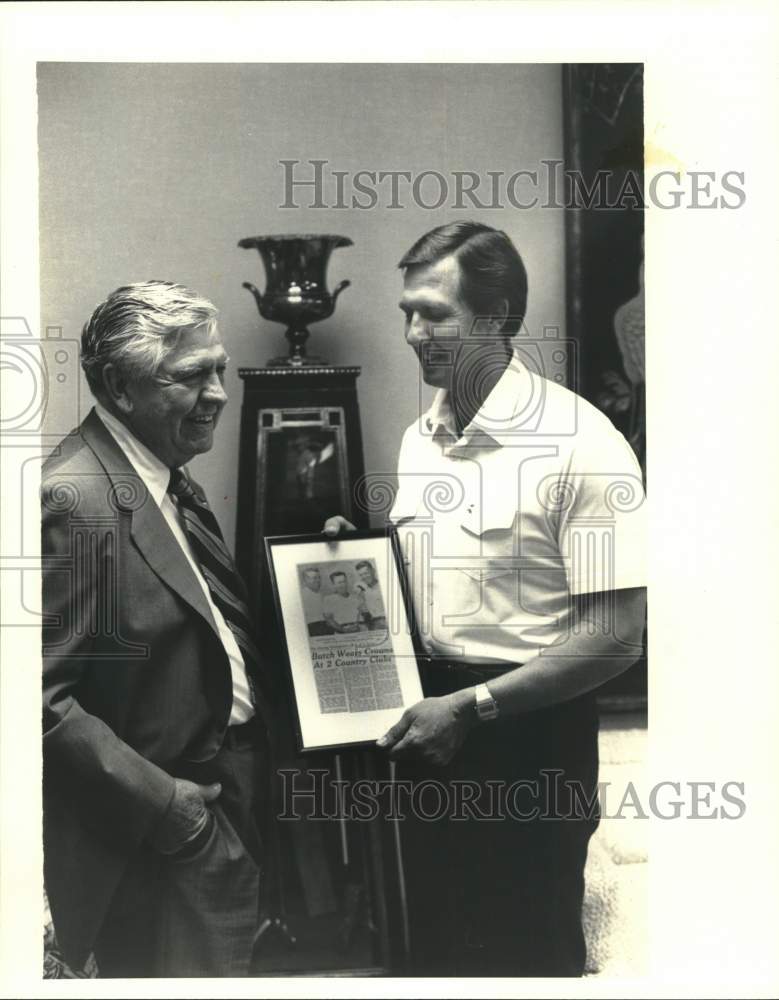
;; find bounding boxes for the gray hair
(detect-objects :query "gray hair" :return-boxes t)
[80,281,219,397]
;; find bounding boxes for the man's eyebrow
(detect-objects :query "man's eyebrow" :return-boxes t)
[165,354,230,377]
[399,295,448,312]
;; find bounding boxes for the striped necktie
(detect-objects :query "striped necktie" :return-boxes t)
[168,467,271,717]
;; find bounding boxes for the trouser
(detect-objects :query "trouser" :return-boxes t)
[93,718,270,978]
[397,665,600,977]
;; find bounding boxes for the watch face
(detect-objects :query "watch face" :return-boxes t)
[475,685,498,720]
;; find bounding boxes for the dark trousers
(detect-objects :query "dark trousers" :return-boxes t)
[93,721,270,978]
[398,669,600,977]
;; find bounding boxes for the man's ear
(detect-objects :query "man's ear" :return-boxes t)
[101,363,134,416]
[490,298,509,334]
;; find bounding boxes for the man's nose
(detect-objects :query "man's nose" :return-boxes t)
[202,373,228,405]
[405,312,428,345]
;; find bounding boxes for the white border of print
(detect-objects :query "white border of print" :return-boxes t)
[2,3,779,999]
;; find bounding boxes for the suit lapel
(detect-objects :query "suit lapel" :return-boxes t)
[80,409,222,639]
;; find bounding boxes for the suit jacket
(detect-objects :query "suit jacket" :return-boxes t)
[42,408,251,969]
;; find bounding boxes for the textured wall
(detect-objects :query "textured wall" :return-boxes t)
[38,62,565,544]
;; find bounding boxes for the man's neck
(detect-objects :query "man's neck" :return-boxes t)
[449,342,512,437]
[96,397,133,432]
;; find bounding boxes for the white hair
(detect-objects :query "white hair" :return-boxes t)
[80,281,219,397]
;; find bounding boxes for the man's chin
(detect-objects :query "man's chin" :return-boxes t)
[420,367,451,389]
[176,430,215,463]
[190,435,214,456]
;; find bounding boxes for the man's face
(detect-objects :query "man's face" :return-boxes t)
[357,565,375,587]
[399,255,478,390]
[304,569,321,592]
[333,574,349,596]
[122,324,229,468]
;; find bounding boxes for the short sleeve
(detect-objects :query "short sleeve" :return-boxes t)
[558,421,646,595]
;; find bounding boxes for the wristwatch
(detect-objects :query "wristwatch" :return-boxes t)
[473,682,499,722]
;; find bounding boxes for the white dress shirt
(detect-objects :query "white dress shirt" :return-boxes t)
[356,582,385,619]
[94,403,254,724]
[389,352,646,665]
[322,591,362,627]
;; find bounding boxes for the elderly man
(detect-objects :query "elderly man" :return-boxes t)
[42,281,273,977]
[325,221,646,976]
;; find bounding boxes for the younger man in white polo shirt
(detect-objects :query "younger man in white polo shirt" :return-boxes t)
[326,221,646,976]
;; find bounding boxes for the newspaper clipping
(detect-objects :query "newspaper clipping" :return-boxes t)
[297,559,403,715]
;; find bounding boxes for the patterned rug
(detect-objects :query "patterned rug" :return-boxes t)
[43,893,97,979]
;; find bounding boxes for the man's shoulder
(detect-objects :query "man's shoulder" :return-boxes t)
[41,425,106,500]
[536,379,642,483]
[534,375,631,449]
[40,416,141,516]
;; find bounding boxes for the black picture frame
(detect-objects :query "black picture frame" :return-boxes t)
[264,528,425,753]
[563,63,647,711]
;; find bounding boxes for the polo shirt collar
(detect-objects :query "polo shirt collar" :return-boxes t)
[423,351,533,446]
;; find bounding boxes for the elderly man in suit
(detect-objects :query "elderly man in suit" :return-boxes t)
[42,281,273,977]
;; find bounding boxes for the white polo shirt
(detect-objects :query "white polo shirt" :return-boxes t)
[94,404,254,724]
[389,353,646,666]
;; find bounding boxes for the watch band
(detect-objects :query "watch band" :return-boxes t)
[473,682,499,722]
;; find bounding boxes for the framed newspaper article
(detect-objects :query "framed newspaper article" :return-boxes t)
[265,528,424,752]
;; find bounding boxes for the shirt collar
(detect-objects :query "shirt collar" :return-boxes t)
[425,389,458,439]
[423,351,534,446]
[94,402,173,508]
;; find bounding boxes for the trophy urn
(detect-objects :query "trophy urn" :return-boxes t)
[238,233,353,367]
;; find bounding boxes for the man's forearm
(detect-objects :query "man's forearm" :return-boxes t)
[477,632,640,717]
[453,587,646,719]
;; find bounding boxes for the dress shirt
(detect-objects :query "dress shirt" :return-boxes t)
[94,403,254,724]
[301,585,326,624]
[356,582,385,618]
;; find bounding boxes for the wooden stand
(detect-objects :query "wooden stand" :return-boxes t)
[235,366,407,975]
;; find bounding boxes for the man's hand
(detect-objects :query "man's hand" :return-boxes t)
[376,692,476,766]
[149,778,221,855]
[322,515,356,537]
